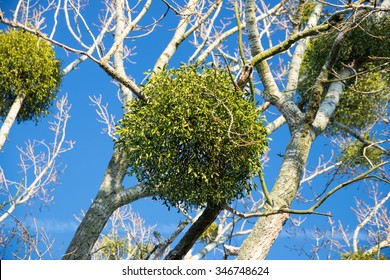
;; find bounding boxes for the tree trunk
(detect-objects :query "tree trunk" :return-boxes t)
[64,1,138,259]
[63,193,117,259]
[237,126,315,259]
[0,91,25,151]
[63,147,129,259]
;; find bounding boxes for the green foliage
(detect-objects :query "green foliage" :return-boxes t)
[341,250,388,260]
[199,222,218,243]
[98,234,153,260]
[100,234,128,260]
[339,134,385,169]
[299,16,390,134]
[301,0,316,25]
[0,29,61,123]
[116,64,268,210]
[130,244,155,260]
[332,71,389,133]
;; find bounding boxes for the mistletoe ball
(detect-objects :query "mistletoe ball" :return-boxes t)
[0,29,61,122]
[117,65,268,209]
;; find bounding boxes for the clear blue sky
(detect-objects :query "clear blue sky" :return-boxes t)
[0,0,389,260]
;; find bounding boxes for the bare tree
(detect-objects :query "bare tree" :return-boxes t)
[0,95,74,259]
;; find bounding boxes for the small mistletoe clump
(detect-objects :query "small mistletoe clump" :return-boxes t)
[341,249,387,260]
[116,64,268,210]
[338,134,385,169]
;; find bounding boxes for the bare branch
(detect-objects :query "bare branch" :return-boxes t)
[89,95,117,139]
[353,190,390,253]
[309,162,389,213]
[196,0,287,63]
[0,95,74,223]
[148,220,189,260]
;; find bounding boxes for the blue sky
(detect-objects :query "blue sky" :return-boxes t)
[0,0,389,260]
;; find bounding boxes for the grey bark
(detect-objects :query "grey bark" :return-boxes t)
[63,147,155,259]
[63,148,127,259]
[237,126,315,259]
[237,0,373,259]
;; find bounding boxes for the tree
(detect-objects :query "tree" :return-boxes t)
[0,0,389,260]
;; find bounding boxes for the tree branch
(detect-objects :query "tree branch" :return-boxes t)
[353,190,390,252]
[164,204,222,260]
[153,0,223,71]
[245,0,304,129]
[0,15,146,101]
[309,162,389,213]
[196,0,287,63]
[305,9,369,124]
[284,2,324,100]
[312,67,353,134]
[148,220,189,260]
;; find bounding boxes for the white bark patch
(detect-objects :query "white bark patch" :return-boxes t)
[0,91,25,150]
[313,68,352,133]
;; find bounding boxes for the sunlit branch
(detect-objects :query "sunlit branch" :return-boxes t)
[284,2,324,100]
[353,190,390,252]
[265,115,286,135]
[183,0,223,40]
[154,0,223,71]
[234,1,255,100]
[49,0,62,39]
[101,0,152,63]
[62,15,114,74]
[196,0,286,63]
[64,0,91,49]
[188,1,222,63]
[312,68,353,133]
[300,161,342,185]
[246,0,305,129]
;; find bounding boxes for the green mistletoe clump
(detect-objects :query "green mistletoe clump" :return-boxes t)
[117,64,268,210]
[0,29,61,122]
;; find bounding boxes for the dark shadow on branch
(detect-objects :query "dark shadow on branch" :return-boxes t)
[164,204,223,260]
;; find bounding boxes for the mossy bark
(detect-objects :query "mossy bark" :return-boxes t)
[238,126,315,259]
